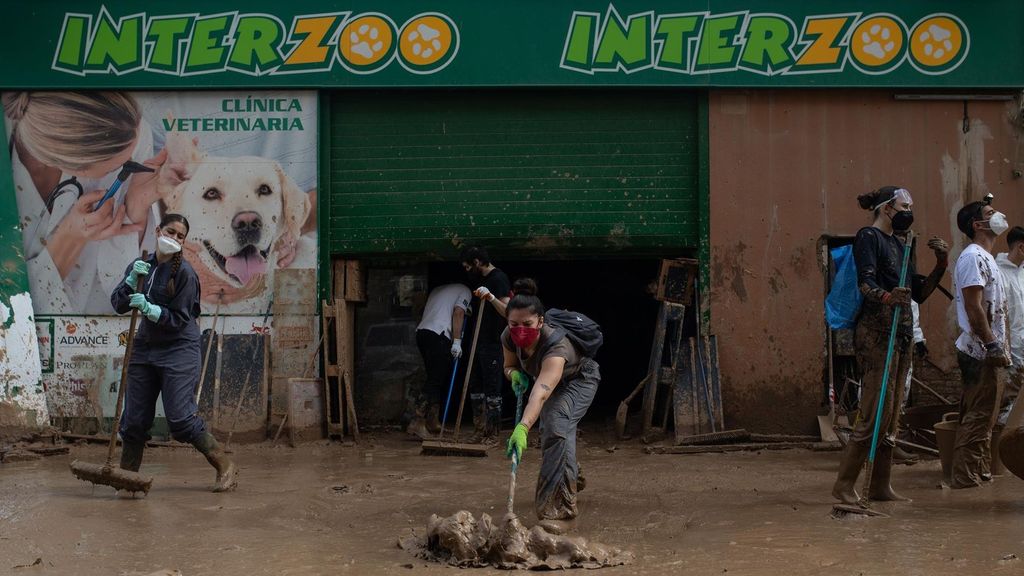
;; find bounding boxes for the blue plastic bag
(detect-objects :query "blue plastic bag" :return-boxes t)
[825,245,862,330]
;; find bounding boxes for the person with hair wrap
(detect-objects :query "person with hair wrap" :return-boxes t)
[832,186,948,505]
[950,199,1011,488]
[111,213,238,493]
[502,279,600,535]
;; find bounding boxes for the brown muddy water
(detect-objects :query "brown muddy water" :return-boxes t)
[2,431,1024,575]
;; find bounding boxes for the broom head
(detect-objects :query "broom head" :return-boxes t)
[70,459,154,494]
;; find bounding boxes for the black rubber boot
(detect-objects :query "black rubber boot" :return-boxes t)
[832,440,868,505]
[119,441,145,472]
[192,432,238,493]
[868,444,911,502]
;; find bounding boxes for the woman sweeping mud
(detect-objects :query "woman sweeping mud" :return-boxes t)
[111,213,238,492]
[502,279,599,534]
[832,187,948,504]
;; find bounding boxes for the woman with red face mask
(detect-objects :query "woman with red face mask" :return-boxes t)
[501,278,600,535]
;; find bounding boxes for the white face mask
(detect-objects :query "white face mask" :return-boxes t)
[157,235,182,256]
[987,212,1010,236]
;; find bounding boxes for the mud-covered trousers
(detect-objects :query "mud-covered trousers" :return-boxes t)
[952,352,1004,488]
[119,338,207,444]
[851,324,911,446]
[536,358,600,521]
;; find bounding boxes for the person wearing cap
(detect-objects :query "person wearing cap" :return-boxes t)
[832,186,948,505]
[950,199,1011,488]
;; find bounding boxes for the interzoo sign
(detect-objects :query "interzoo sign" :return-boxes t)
[0,1,1020,88]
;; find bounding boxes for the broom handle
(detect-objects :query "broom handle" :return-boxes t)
[195,292,223,403]
[863,234,913,494]
[439,315,469,438]
[454,308,486,441]
[507,390,524,514]
[108,250,148,467]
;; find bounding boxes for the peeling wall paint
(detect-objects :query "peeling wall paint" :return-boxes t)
[0,292,47,428]
[709,90,1024,434]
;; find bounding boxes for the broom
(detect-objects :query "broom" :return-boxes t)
[70,252,154,494]
[422,305,489,457]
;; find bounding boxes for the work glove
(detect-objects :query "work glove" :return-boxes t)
[506,423,528,460]
[125,260,151,290]
[510,370,531,396]
[914,341,930,359]
[882,287,911,307]
[451,338,463,358]
[984,342,1011,368]
[129,293,163,323]
[474,286,494,302]
[928,236,949,263]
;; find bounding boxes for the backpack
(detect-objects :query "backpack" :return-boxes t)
[544,308,604,358]
[824,244,863,330]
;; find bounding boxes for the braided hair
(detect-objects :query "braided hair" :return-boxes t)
[160,213,190,298]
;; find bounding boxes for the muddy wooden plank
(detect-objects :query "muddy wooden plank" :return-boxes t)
[646,441,841,454]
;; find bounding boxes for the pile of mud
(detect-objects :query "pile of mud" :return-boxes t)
[398,511,633,570]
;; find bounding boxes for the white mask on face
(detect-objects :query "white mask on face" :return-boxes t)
[157,235,182,256]
[988,212,1010,236]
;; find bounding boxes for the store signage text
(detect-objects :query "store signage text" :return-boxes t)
[52,7,460,77]
[562,6,969,76]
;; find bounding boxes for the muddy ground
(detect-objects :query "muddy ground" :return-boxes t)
[2,430,1024,576]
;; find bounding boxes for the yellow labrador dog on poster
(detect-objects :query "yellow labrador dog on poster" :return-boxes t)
[157,131,314,312]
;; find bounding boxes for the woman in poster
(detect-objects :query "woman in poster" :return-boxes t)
[4,91,165,314]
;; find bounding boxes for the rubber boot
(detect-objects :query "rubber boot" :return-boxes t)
[577,462,587,492]
[192,432,238,493]
[406,404,429,439]
[832,440,869,505]
[467,398,488,444]
[868,444,911,502]
[538,518,577,535]
[119,441,145,472]
[426,404,442,436]
[991,425,1006,477]
[892,444,920,465]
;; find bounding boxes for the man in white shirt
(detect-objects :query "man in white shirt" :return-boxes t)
[951,200,1011,488]
[411,283,471,438]
[993,227,1024,468]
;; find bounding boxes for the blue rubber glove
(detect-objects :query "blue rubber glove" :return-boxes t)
[510,370,531,396]
[506,423,528,460]
[129,293,162,323]
[125,260,151,290]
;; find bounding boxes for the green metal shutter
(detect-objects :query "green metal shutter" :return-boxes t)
[328,90,699,257]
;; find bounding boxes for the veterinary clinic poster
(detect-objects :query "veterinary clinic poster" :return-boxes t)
[4,90,318,316]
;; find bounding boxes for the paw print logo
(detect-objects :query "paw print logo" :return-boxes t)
[909,16,968,74]
[850,15,907,73]
[398,14,459,74]
[338,14,397,73]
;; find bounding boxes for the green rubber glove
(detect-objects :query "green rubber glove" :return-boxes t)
[125,260,151,290]
[129,293,162,323]
[506,423,528,460]
[510,370,531,396]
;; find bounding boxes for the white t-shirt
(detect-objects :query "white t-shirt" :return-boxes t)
[417,284,471,339]
[954,243,1008,360]
[996,252,1024,366]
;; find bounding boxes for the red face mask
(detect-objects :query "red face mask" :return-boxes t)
[510,326,541,348]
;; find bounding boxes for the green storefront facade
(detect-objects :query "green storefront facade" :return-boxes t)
[2,1,1023,432]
